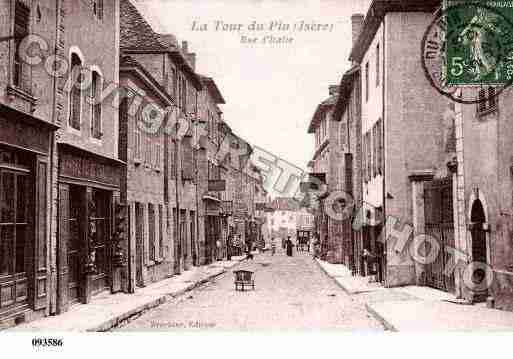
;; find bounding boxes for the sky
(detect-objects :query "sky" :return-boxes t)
[134,0,371,170]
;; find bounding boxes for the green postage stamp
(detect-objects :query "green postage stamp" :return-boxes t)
[444,0,513,86]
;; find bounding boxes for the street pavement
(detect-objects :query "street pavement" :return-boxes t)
[116,248,385,331]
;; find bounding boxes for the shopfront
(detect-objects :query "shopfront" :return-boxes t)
[56,144,124,313]
[0,105,56,326]
[203,195,221,264]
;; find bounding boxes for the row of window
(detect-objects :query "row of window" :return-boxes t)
[135,202,165,262]
[68,53,103,140]
[362,118,383,183]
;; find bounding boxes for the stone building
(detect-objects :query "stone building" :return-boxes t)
[0,0,59,326]
[120,0,203,275]
[307,85,345,263]
[53,0,125,314]
[198,75,225,264]
[266,197,300,241]
[348,0,445,287]
[439,84,513,308]
[332,16,364,277]
[119,55,174,291]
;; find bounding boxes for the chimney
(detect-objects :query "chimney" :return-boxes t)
[351,14,365,48]
[329,85,339,96]
[181,41,188,54]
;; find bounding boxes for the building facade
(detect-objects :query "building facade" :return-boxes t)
[0,0,266,329]
[119,55,173,291]
[0,0,59,326]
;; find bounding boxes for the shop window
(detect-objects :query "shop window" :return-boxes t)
[89,190,108,277]
[0,162,29,277]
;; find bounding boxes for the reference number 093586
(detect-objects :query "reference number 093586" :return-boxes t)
[31,338,63,347]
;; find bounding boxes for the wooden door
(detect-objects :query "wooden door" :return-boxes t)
[135,203,144,287]
[57,183,70,313]
[173,208,181,273]
[89,189,110,295]
[67,186,82,304]
[424,178,455,293]
[0,167,31,317]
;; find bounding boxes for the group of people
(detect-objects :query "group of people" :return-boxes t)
[269,234,321,257]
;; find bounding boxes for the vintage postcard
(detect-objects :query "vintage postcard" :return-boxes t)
[1,0,513,356]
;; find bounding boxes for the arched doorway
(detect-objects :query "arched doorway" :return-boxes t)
[470,199,488,302]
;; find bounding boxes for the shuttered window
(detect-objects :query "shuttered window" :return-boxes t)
[148,203,156,261]
[376,118,384,175]
[93,0,103,20]
[91,71,102,139]
[158,205,164,259]
[366,132,371,182]
[372,124,377,178]
[13,1,30,91]
[69,54,82,130]
[362,133,367,183]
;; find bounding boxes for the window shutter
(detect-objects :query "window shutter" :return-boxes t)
[366,132,370,182]
[345,153,353,196]
[182,137,194,180]
[98,0,103,20]
[14,1,30,91]
[372,124,377,178]
[362,133,367,183]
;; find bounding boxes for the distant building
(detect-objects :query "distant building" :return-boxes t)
[266,197,300,239]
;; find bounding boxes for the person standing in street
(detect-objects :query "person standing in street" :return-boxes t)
[271,237,276,256]
[285,236,293,257]
[216,239,221,261]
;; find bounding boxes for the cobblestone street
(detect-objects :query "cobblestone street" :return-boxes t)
[116,251,384,331]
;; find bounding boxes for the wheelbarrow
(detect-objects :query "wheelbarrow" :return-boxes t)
[233,270,255,291]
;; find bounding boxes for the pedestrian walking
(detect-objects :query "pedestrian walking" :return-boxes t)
[271,237,276,256]
[285,236,293,257]
[216,239,222,260]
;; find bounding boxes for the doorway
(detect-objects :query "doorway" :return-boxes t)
[134,202,144,287]
[470,199,488,302]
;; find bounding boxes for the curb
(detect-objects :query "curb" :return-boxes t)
[364,303,397,332]
[314,258,353,295]
[90,260,244,332]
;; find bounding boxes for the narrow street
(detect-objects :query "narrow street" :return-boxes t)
[116,250,384,331]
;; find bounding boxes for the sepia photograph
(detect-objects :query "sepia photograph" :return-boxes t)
[1,0,513,356]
